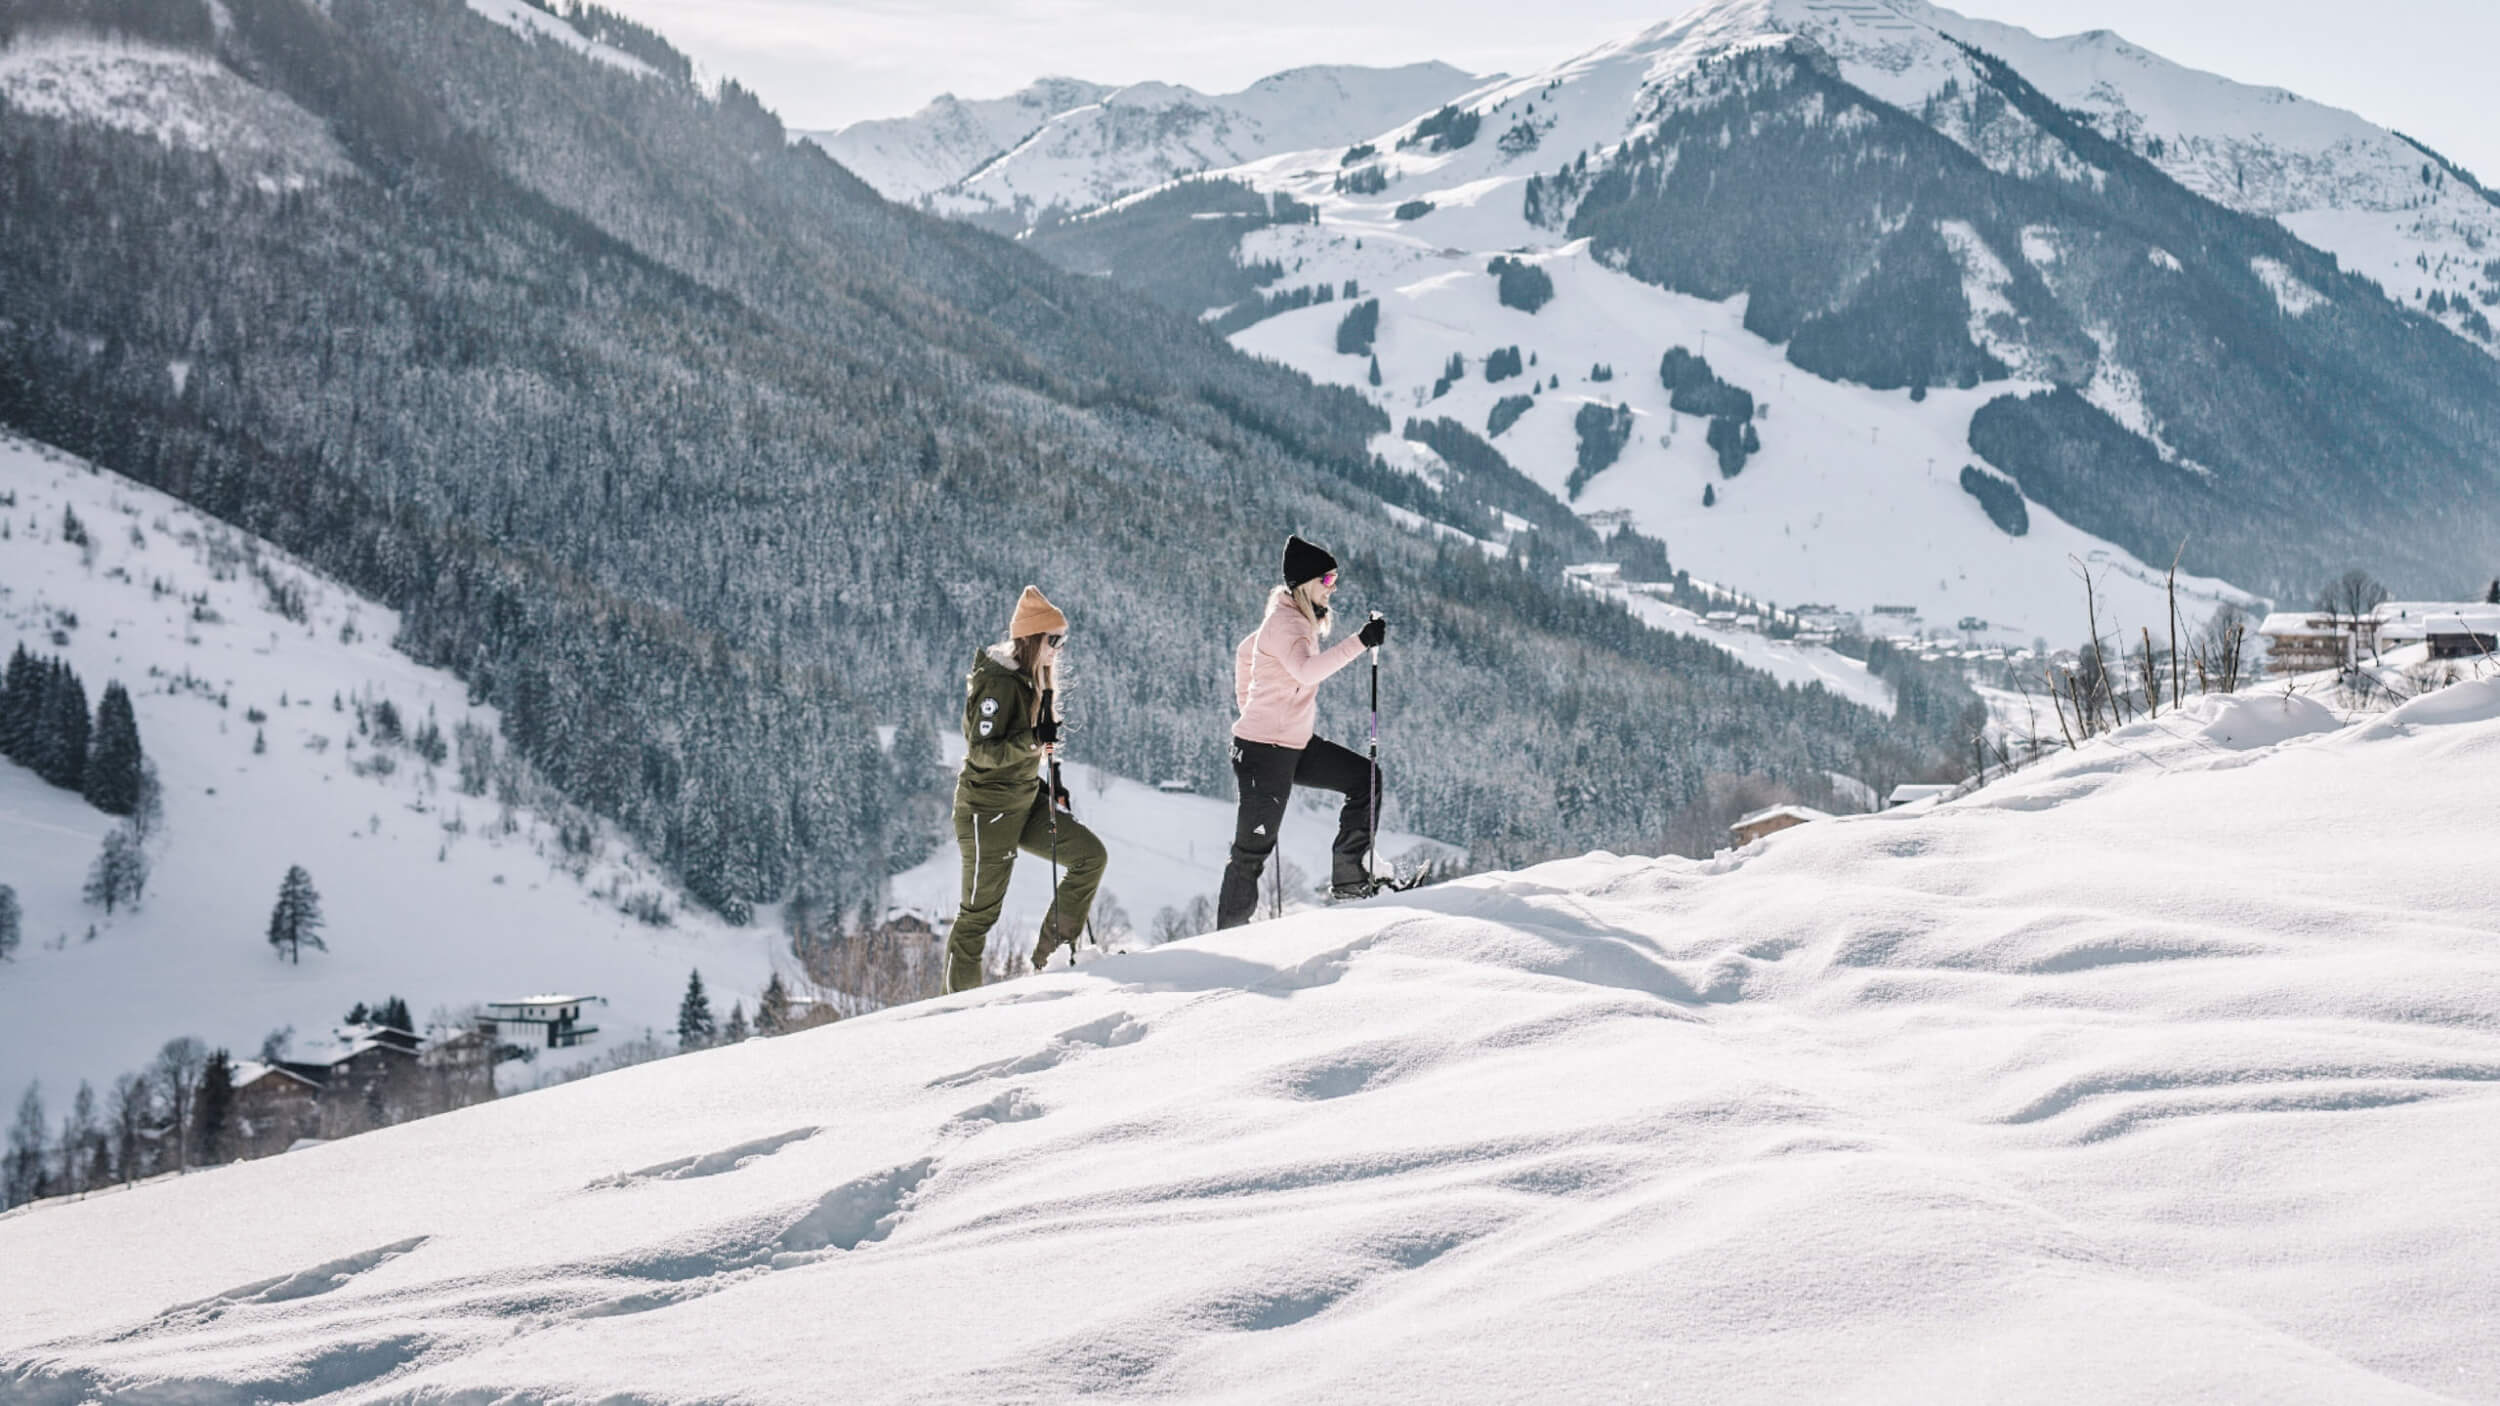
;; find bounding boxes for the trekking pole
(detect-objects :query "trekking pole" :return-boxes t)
[1366,613,1382,889]
[1041,686,1064,969]
[1048,757,1078,968]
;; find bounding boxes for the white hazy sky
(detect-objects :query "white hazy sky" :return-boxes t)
[596,0,2500,179]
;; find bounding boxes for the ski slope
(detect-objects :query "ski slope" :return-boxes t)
[6,675,2497,1401]
[0,434,768,1103]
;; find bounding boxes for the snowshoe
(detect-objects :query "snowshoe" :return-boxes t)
[1328,872,1428,903]
[1030,912,1081,970]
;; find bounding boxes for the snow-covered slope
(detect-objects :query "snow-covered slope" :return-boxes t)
[915,63,1486,227]
[0,434,769,1102]
[461,0,660,79]
[1224,227,2254,646]
[801,77,1114,203]
[0,33,350,189]
[7,672,2498,1400]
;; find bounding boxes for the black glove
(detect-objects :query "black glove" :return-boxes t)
[1358,615,1388,649]
[1034,716,1061,746]
[1051,783,1073,812]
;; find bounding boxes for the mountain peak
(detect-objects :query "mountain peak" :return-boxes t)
[803,76,1116,202]
[922,61,1488,227]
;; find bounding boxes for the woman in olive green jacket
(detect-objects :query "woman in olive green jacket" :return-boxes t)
[944,585,1106,993]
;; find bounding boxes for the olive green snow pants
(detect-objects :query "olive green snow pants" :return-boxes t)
[946,784,1106,994]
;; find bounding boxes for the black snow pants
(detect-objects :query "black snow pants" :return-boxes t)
[1216,735,1377,930]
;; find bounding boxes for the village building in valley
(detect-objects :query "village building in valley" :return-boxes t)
[227,1018,498,1160]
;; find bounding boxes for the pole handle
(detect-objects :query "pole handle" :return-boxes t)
[1368,614,1382,707]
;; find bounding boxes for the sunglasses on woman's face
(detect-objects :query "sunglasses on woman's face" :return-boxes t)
[1045,633,1065,647]
[1318,571,1339,588]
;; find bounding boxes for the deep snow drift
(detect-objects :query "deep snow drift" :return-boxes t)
[6,677,2498,1402]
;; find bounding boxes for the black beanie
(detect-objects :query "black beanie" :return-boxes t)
[1283,534,1337,589]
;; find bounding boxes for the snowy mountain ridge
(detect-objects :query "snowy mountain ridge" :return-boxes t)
[1656,0,2500,344]
[815,62,1487,228]
[799,76,1115,204]
[842,0,2499,343]
[7,670,2498,1399]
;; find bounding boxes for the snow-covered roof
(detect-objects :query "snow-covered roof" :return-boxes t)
[2376,600,2496,619]
[1732,803,1831,831]
[1887,783,1954,806]
[2256,611,2353,637]
[229,1060,319,1090]
[288,1028,419,1067]
[2376,606,2500,642]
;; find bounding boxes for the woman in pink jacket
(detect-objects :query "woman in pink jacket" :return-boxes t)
[1216,535,1390,928]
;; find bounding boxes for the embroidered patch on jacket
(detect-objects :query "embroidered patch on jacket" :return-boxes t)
[980,698,999,716]
[978,721,993,736]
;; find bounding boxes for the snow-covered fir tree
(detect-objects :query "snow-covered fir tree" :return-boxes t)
[676,969,716,1050]
[82,682,145,816]
[266,866,326,965]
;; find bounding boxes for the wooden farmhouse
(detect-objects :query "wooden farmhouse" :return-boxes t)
[2257,611,2379,674]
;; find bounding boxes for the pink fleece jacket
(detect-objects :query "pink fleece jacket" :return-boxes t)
[1232,587,1369,748]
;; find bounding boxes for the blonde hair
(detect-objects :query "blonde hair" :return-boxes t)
[1007,634,1058,725]
[1286,581,1334,640]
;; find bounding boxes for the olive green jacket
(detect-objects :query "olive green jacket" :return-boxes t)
[956,645,1046,812]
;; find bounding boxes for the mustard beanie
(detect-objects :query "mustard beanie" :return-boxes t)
[1009,585,1068,639]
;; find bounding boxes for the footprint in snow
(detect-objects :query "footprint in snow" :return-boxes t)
[144,1235,430,1329]
[926,1012,1146,1089]
[585,1126,821,1190]
[949,1088,1047,1130]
